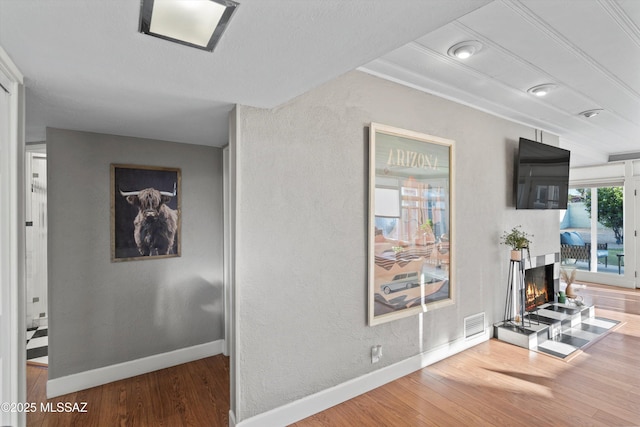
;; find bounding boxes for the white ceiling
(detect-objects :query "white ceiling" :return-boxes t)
[362,0,640,166]
[0,0,637,167]
[0,0,488,146]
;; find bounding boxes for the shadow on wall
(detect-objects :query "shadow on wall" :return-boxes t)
[154,275,224,345]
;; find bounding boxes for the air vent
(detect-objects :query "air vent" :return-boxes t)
[464,313,485,339]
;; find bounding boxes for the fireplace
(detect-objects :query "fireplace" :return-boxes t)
[524,264,554,311]
[523,253,559,312]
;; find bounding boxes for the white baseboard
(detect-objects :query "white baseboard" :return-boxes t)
[47,339,224,398]
[235,330,490,427]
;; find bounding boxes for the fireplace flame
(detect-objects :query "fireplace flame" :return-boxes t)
[525,280,549,312]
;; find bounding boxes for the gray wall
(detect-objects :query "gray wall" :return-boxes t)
[234,70,559,420]
[47,128,224,379]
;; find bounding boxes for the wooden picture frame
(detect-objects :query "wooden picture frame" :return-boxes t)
[368,123,454,325]
[111,164,181,262]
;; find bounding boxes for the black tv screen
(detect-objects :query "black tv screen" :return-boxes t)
[516,138,570,210]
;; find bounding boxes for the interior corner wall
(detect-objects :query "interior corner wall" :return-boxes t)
[46,128,224,379]
[234,70,559,420]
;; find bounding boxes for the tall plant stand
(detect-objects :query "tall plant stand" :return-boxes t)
[503,255,529,329]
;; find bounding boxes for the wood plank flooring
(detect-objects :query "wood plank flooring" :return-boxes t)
[26,354,229,427]
[27,283,640,426]
[294,283,640,427]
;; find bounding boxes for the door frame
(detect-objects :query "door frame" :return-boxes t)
[0,44,26,427]
[25,146,48,330]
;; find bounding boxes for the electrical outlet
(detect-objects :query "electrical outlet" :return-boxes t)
[371,345,383,364]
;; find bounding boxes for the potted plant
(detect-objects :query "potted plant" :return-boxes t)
[500,226,533,260]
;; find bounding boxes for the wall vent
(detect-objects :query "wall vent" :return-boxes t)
[464,312,485,339]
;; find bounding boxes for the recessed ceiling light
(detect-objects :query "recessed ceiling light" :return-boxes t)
[579,109,603,118]
[447,41,483,59]
[527,84,557,97]
[140,0,239,52]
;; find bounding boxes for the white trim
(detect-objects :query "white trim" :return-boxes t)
[229,106,240,421]
[223,146,230,356]
[570,178,625,188]
[0,43,24,427]
[47,340,224,398]
[229,410,237,427]
[235,330,490,427]
[0,45,24,85]
[590,188,598,271]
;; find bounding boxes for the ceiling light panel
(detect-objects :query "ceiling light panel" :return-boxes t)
[151,1,225,47]
[140,0,239,52]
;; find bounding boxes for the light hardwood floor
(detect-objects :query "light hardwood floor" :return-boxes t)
[294,284,640,427]
[28,283,640,426]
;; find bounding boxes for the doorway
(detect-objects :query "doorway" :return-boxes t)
[560,186,624,275]
[25,146,48,365]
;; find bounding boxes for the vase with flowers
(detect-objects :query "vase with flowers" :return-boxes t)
[560,267,578,298]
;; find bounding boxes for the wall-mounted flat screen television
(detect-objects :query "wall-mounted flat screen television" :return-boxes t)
[516,138,570,210]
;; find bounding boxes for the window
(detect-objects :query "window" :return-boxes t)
[560,186,624,274]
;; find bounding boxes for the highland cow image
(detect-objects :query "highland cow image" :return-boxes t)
[111,164,181,261]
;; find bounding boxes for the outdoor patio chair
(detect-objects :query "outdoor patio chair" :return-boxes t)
[560,231,608,270]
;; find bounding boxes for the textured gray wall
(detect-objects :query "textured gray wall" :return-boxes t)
[47,128,224,379]
[234,70,559,420]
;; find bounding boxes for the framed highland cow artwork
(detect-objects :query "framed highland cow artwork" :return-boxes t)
[368,123,454,326]
[111,164,181,262]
